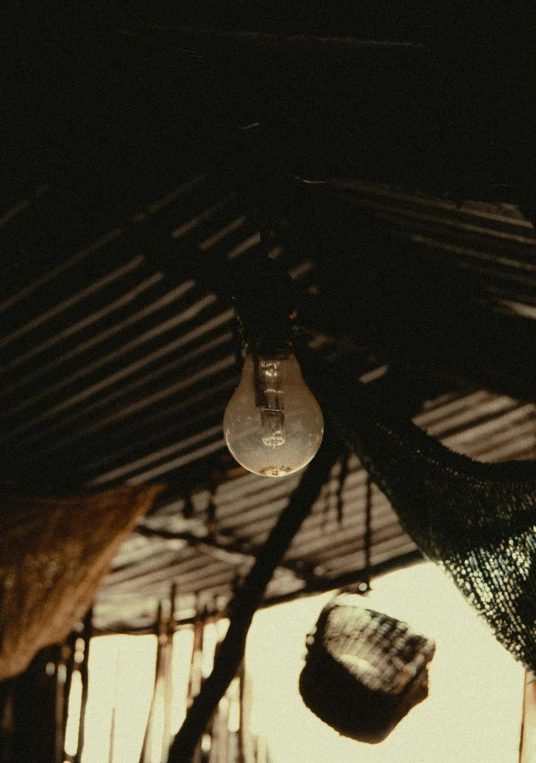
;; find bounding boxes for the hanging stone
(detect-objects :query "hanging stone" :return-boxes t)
[299,594,436,743]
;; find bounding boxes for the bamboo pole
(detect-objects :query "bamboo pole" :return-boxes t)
[54,643,70,763]
[107,650,120,763]
[74,608,93,763]
[238,661,255,763]
[188,604,205,707]
[61,634,76,745]
[162,584,177,760]
[520,672,536,762]
[139,602,166,763]
[189,603,206,763]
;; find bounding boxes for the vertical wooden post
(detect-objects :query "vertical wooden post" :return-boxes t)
[238,662,255,763]
[139,602,165,763]
[74,608,93,763]
[520,671,536,762]
[140,585,179,763]
[107,649,120,763]
[12,646,61,763]
[54,643,70,763]
[62,634,76,745]
[162,584,177,759]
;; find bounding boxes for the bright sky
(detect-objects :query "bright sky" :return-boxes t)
[73,561,525,763]
[245,562,525,763]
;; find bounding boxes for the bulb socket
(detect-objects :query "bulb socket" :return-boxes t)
[245,339,293,358]
[232,254,298,352]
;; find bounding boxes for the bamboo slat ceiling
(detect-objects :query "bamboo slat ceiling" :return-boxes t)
[1,171,535,632]
[2,3,536,632]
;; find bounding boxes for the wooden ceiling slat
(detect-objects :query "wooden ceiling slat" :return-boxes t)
[33,329,234,448]
[171,193,238,239]
[0,273,164,379]
[199,216,247,251]
[90,423,224,486]
[403,233,536,287]
[215,510,302,547]
[319,542,420,581]
[78,383,236,477]
[0,296,224,442]
[57,350,235,448]
[0,254,145,351]
[289,501,399,555]
[215,481,300,522]
[215,472,301,507]
[0,199,31,229]
[226,232,261,261]
[342,182,534,234]
[128,438,227,485]
[0,276,192,391]
[0,223,120,306]
[105,546,202,586]
[48,367,237,472]
[105,555,232,595]
[469,433,536,463]
[321,534,418,576]
[300,518,409,570]
[440,404,534,450]
[352,197,536,249]
[107,537,175,571]
[415,390,501,427]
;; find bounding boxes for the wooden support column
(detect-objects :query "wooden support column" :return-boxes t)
[520,672,536,763]
[74,609,93,763]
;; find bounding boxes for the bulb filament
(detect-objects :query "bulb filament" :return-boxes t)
[254,357,286,448]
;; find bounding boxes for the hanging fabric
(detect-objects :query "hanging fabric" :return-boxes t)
[0,485,163,680]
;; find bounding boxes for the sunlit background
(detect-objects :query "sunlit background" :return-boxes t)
[66,561,524,763]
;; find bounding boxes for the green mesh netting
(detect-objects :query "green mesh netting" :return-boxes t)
[317,371,536,671]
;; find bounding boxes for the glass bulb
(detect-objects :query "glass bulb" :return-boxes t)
[224,349,324,477]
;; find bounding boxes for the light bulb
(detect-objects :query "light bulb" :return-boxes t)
[224,347,324,477]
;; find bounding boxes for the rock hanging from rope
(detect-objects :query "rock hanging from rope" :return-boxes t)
[0,485,163,680]
[308,359,536,672]
[299,594,436,743]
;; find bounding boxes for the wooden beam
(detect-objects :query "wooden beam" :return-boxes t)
[134,524,321,584]
[121,25,426,58]
[167,428,344,763]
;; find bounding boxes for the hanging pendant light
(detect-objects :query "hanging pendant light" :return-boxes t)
[223,247,323,477]
[224,341,323,477]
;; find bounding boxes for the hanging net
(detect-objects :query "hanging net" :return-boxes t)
[299,594,435,743]
[314,367,536,672]
[0,485,163,680]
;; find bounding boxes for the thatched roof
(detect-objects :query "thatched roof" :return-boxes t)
[2,1,535,631]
